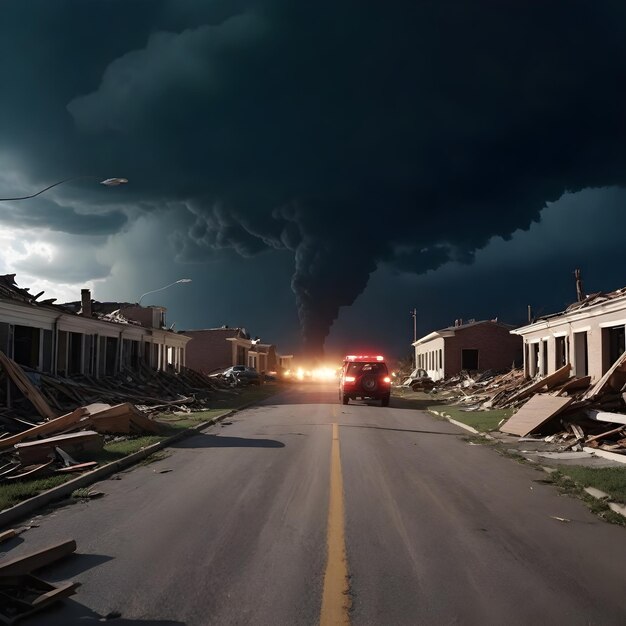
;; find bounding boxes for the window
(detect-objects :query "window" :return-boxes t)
[540,340,548,376]
[105,337,118,376]
[602,325,625,374]
[42,330,53,373]
[529,343,540,377]
[461,349,479,370]
[574,332,588,377]
[555,336,567,369]
[13,325,40,369]
[236,345,247,365]
[438,349,442,370]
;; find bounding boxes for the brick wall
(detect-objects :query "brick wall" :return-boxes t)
[183,329,241,373]
[444,323,522,376]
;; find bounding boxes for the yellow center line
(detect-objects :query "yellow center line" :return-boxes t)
[320,422,351,625]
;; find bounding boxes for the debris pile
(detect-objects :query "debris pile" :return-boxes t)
[431,367,527,407]
[0,350,239,483]
[430,355,626,453]
[499,353,626,452]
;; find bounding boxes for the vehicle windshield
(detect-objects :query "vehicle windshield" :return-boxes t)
[346,362,387,375]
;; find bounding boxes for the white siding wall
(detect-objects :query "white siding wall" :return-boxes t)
[515,301,626,382]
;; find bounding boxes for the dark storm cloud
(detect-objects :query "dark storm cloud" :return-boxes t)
[0,199,127,236]
[3,1,626,355]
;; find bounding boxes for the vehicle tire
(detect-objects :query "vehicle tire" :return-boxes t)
[381,394,390,407]
[342,393,349,405]
[362,376,378,393]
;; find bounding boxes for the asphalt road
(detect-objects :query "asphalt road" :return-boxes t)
[3,383,626,625]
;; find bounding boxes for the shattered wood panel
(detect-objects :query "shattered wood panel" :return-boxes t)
[554,376,591,396]
[14,431,103,465]
[0,351,57,420]
[504,364,572,406]
[0,408,88,450]
[583,351,626,400]
[499,394,573,437]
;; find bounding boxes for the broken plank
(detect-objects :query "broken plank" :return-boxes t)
[586,425,626,444]
[0,574,79,624]
[0,539,76,576]
[5,461,54,481]
[505,364,572,406]
[15,432,103,465]
[555,375,591,396]
[55,461,98,474]
[500,393,573,437]
[583,351,626,401]
[0,351,56,420]
[0,407,88,450]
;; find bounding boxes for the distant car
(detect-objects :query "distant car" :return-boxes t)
[223,365,261,386]
[402,368,435,390]
[339,355,391,406]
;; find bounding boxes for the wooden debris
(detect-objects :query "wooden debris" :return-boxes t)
[0,408,88,450]
[583,351,626,401]
[4,461,54,482]
[554,375,591,396]
[0,539,76,577]
[585,426,626,444]
[500,394,573,436]
[504,364,571,406]
[85,403,160,434]
[0,575,79,624]
[0,530,16,544]
[14,432,103,465]
[55,461,98,474]
[0,352,56,420]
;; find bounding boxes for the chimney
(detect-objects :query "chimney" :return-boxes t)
[81,288,92,317]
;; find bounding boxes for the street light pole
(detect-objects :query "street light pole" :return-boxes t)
[0,176,128,201]
[137,279,192,306]
[411,308,417,343]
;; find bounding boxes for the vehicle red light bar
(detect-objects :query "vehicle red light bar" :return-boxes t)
[344,355,385,362]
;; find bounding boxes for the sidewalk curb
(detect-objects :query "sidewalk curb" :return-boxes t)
[429,410,482,436]
[0,399,261,530]
[429,410,626,521]
[583,446,626,466]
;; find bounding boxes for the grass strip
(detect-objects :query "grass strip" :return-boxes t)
[0,384,282,512]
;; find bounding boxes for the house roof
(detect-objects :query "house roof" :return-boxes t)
[513,285,626,334]
[0,274,181,334]
[413,319,516,346]
[0,273,68,311]
[437,319,516,332]
[180,327,251,339]
[563,287,626,314]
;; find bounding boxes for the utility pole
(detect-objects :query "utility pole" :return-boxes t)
[410,308,417,368]
[575,268,585,302]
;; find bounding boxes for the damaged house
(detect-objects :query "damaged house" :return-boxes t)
[512,286,626,382]
[0,274,189,381]
[183,327,292,374]
[413,319,522,381]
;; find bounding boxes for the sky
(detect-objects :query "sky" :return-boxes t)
[1,1,626,363]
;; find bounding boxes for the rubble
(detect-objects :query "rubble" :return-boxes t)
[0,539,79,623]
[424,359,626,453]
[0,350,245,484]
